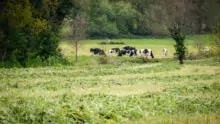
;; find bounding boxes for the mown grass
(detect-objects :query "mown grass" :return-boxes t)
[0,58,220,123]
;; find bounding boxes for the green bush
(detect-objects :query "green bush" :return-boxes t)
[97,56,121,64]
[0,56,70,68]
[99,41,125,45]
[34,29,59,61]
[186,52,213,60]
[121,57,159,64]
[0,59,22,68]
[25,57,43,67]
[43,56,71,66]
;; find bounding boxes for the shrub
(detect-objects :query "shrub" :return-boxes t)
[121,57,159,63]
[0,59,22,68]
[186,52,213,60]
[97,56,121,64]
[43,56,71,66]
[99,41,125,45]
[25,57,42,67]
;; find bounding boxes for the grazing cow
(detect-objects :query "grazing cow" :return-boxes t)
[162,48,168,56]
[118,49,136,57]
[204,46,209,52]
[123,46,136,51]
[144,49,154,58]
[136,49,145,56]
[118,46,137,57]
[136,49,154,58]
[118,50,127,56]
[129,50,137,57]
[108,48,120,56]
[90,48,106,56]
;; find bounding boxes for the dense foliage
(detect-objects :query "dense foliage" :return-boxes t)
[0,0,72,66]
[62,0,220,38]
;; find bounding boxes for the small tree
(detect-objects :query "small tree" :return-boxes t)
[154,0,192,64]
[168,24,188,64]
[66,16,88,62]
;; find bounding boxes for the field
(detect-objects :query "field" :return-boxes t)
[1,36,220,123]
[59,35,211,60]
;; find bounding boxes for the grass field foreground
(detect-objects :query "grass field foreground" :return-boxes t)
[0,58,220,123]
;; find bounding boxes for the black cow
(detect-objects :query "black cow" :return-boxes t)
[90,48,106,56]
[123,46,136,51]
[118,50,127,56]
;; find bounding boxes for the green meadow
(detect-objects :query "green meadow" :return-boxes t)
[59,35,211,61]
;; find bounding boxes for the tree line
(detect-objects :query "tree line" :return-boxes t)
[62,0,220,38]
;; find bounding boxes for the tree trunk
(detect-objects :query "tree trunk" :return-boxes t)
[1,50,7,62]
[179,55,184,64]
[75,40,78,62]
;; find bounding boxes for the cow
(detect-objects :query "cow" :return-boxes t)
[136,49,145,56]
[136,49,154,58]
[90,48,106,56]
[118,49,136,57]
[204,46,209,52]
[108,48,120,56]
[118,50,127,56]
[144,49,154,58]
[123,46,136,51]
[162,48,168,56]
[118,46,137,57]
[130,50,137,57]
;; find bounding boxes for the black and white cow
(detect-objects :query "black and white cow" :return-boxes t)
[118,46,137,57]
[136,49,145,56]
[90,48,106,56]
[123,46,136,51]
[118,50,127,56]
[137,49,154,58]
[108,48,120,56]
[144,49,154,58]
[162,48,168,56]
[124,46,137,57]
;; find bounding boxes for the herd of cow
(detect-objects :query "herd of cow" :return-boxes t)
[90,46,169,58]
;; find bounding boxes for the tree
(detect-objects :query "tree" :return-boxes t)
[0,0,73,66]
[168,24,188,64]
[154,0,194,64]
[113,1,141,35]
[65,16,88,62]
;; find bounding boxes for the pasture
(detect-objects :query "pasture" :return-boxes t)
[59,35,211,60]
[1,36,220,124]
